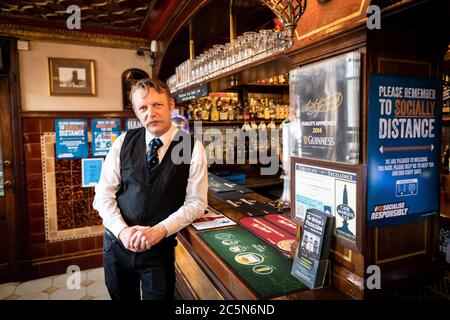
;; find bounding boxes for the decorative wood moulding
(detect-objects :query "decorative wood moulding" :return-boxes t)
[0,23,149,49]
[259,0,307,38]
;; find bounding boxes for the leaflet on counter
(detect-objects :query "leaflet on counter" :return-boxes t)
[192,207,237,231]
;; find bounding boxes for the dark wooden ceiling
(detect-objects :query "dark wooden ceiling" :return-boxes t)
[0,0,277,79]
[0,0,180,39]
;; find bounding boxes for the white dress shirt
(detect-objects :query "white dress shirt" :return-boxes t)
[93,124,208,238]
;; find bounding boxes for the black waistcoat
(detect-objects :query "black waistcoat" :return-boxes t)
[116,127,193,244]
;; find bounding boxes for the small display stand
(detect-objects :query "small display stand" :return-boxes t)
[313,259,332,289]
[291,209,334,289]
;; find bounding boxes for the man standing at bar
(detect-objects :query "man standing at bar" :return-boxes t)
[93,78,208,300]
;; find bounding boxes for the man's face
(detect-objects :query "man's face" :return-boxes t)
[132,87,174,137]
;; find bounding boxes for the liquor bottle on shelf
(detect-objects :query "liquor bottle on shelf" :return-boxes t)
[257,98,264,119]
[201,98,210,121]
[219,98,229,120]
[228,99,235,121]
[235,101,243,121]
[443,145,449,173]
[210,100,219,121]
[443,73,450,114]
[243,100,250,121]
[264,100,271,120]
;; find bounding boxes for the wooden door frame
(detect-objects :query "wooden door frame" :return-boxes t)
[0,37,30,282]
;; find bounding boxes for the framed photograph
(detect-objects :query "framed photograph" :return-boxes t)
[290,157,366,253]
[48,57,96,96]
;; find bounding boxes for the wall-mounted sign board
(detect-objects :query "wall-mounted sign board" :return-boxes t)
[367,74,441,227]
[289,51,361,164]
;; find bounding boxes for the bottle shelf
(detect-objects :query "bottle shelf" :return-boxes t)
[189,119,285,126]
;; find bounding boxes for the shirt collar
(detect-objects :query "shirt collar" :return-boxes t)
[145,123,179,147]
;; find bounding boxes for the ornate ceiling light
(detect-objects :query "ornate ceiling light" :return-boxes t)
[260,0,307,39]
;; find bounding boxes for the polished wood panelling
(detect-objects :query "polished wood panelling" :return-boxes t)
[175,237,224,300]
[292,0,370,50]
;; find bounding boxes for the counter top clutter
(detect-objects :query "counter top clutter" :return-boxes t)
[174,174,352,300]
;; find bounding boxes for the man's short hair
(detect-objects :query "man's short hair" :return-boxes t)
[129,78,173,106]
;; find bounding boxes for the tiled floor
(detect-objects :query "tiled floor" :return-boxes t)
[0,267,110,300]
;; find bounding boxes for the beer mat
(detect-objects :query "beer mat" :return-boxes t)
[263,214,297,236]
[224,198,276,217]
[198,227,306,299]
[208,177,236,193]
[208,173,252,193]
[216,192,280,215]
[239,217,296,255]
[192,208,237,231]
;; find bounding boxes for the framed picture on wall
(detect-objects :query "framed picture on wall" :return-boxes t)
[48,57,96,96]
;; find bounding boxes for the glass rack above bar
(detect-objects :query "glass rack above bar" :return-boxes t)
[168,29,291,93]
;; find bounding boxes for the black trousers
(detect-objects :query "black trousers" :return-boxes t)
[103,229,175,300]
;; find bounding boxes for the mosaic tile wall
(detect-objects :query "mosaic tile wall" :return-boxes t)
[41,133,103,242]
[23,118,107,278]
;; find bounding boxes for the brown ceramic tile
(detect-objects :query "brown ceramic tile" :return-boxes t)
[29,218,45,234]
[26,174,43,190]
[63,239,80,254]
[74,209,90,228]
[79,237,96,251]
[25,159,43,175]
[27,203,44,220]
[22,118,40,133]
[30,264,40,280]
[23,133,41,143]
[55,172,68,187]
[29,233,46,244]
[87,187,96,198]
[30,243,47,258]
[56,186,72,201]
[47,241,64,256]
[71,173,82,186]
[72,186,88,201]
[71,160,81,172]
[38,262,57,278]
[55,258,73,275]
[88,253,104,268]
[95,235,104,249]
[57,214,74,230]
[27,188,44,205]
[40,119,54,132]
[87,201,96,213]
[71,256,90,270]
[57,200,73,216]
[55,160,71,173]
[73,199,89,214]
[88,211,102,226]
[24,143,42,160]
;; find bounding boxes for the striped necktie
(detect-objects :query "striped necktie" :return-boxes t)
[146,138,163,170]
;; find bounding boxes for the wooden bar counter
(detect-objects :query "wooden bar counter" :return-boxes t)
[174,190,352,300]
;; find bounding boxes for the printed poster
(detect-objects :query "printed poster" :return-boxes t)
[55,119,88,159]
[125,118,142,131]
[367,74,441,227]
[81,158,103,187]
[295,163,357,243]
[92,119,121,157]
